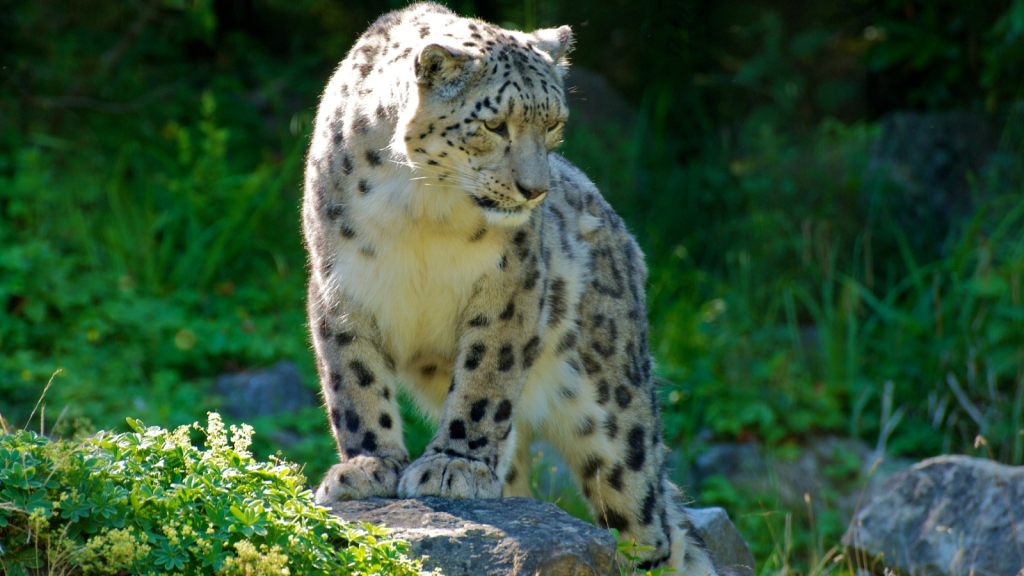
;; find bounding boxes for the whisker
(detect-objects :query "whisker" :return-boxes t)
[406,165,452,174]
[411,164,475,178]
[388,157,486,197]
[386,158,418,169]
[409,177,464,185]
[412,167,478,181]
[403,158,476,176]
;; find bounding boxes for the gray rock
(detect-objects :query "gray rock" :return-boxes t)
[867,111,998,255]
[213,360,315,419]
[693,438,878,512]
[690,437,919,522]
[843,455,1024,576]
[328,497,753,576]
[692,443,765,488]
[687,507,755,576]
[329,497,616,576]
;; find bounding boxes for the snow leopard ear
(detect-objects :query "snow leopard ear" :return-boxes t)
[531,25,573,76]
[416,44,476,98]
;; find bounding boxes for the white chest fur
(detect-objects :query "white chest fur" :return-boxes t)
[328,166,505,368]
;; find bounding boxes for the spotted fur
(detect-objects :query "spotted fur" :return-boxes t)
[302,4,716,574]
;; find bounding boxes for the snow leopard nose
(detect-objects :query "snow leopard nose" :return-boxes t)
[515,180,546,200]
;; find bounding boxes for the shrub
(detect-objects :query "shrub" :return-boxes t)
[0,413,431,576]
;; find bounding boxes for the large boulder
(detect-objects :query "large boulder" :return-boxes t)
[843,455,1024,576]
[329,497,753,576]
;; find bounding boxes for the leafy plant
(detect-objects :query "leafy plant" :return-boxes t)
[0,413,431,576]
[610,528,674,576]
[860,0,1024,109]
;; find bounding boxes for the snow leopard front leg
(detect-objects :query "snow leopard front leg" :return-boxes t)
[309,280,409,504]
[398,227,544,499]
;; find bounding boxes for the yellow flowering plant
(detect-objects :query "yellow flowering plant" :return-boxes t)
[0,413,431,576]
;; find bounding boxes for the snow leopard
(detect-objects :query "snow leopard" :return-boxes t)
[301,3,718,573]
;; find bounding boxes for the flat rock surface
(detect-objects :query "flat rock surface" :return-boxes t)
[331,497,617,576]
[843,455,1024,576]
[330,497,754,576]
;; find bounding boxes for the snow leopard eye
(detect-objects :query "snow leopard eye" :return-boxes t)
[547,121,563,133]
[484,120,508,137]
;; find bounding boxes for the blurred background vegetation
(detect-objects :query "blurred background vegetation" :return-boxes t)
[2,0,1023,572]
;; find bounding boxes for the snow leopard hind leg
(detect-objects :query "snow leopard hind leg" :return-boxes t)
[536,187,718,576]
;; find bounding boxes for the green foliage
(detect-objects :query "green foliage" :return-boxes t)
[861,0,1024,109]
[0,85,332,476]
[0,413,430,576]
[699,465,848,573]
[610,528,673,576]
[849,195,1024,461]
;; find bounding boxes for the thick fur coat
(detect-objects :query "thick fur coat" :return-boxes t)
[301,4,716,573]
